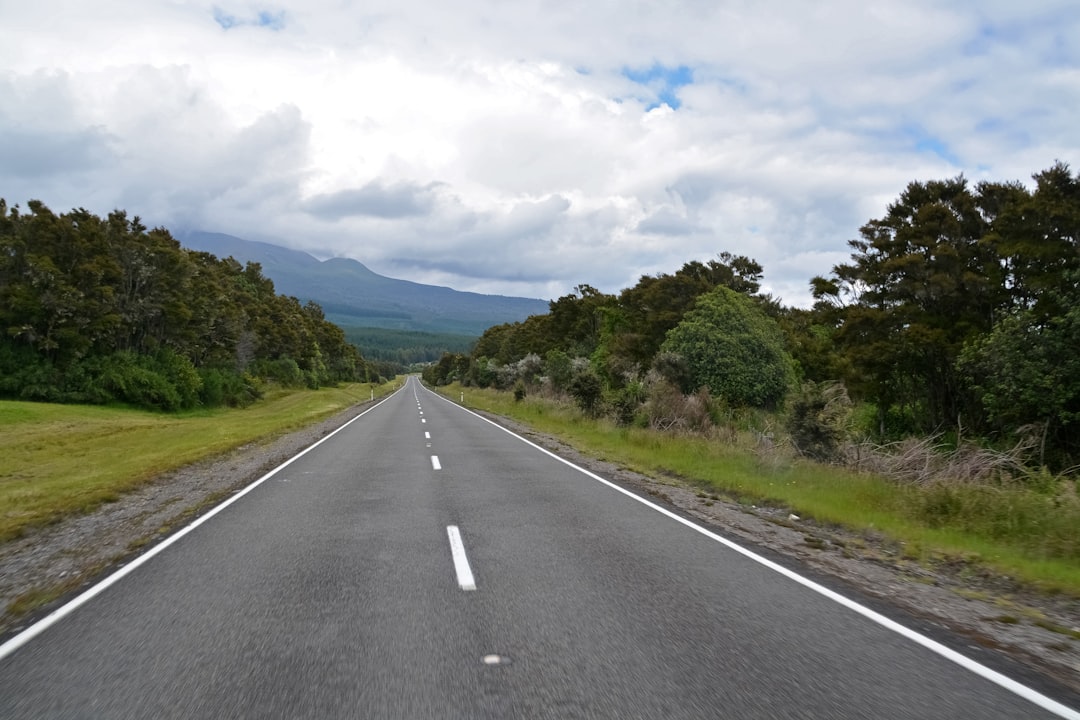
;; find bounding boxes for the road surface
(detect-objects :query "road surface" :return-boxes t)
[1,376,1077,718]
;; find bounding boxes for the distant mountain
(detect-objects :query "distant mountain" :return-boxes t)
[177,231,550,336]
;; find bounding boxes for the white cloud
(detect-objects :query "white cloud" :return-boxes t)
[1,0,1078,306]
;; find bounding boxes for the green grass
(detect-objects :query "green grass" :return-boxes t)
[0,381,395,543]
[445,384,1080,597]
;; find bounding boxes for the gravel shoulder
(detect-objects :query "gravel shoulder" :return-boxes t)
[2,401,1078,699]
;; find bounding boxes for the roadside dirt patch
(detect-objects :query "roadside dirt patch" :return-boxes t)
[2,402,1078,700]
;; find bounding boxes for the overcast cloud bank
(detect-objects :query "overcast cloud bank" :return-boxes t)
[1,1,1077,305]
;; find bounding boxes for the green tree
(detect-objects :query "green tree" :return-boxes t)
[0,199,374,409]
[958,277,1080,468]
[662,286,794,408]
[610,254,763,367]
[568,366,604,416]
[547,284,613,358]
[811,176,998,433]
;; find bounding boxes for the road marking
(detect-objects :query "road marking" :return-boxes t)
[431,455,441,470]
[0,386,406,663]
[424,432,431,439]
[446,525,476,591]
[425,387,1080,720]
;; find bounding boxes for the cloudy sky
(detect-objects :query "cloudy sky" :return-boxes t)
[2,1,1078,305]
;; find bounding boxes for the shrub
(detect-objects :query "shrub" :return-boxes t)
[645,380,713,433]
[152,349,202,408]
[544,350,573,390]
[250,357,304,387]
[198,367,260,407]
[95,352,183,410]
[662,286,795,408]
[611,379,647,426]
[786,381,852,462]
[569,367,604,416]
[651,351,693,394]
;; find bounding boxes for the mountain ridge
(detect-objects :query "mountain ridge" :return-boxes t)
[177,231,549,336]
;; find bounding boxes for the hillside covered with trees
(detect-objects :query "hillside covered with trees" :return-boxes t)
[426,163,1080,472]
[0,200,382,411]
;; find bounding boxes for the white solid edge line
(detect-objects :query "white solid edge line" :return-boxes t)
[0,386,406,663]
[422,384,1080,720]
[446,525,477,591]
[431,455,442,470]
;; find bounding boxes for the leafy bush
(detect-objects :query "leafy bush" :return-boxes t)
[611,379,647,426]
[568,367,604,416]
[250,357,305,387]
[94,352,183,410]
[544,349,573,390]
[152,349,203,408]
[198,367,261,407]
[786,381,852,462]
[651,351,693,394]
[662,286,795,409]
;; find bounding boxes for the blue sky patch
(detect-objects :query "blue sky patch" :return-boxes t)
[213,7,286,31]
[902,123,959,165]
[622,63,694,110]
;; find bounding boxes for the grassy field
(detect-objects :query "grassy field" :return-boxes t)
[441,384,1080,597]
[0,381,395,543]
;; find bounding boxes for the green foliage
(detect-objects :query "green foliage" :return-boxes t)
[341,326,476,365]
[612,379,648,426]
[662,286,795,408]
[786,381,852,462]
[810,162,1080,468]
[651,350,693,394]
[249,357,305,387]
[423,352,471,386]
[811,175,996,431]
[0,199,375,411]
[568,366,604,416]
[447,162,1080,469]
[544,349,573,390]
[958,281,1080,467]
[197,367,260,407]
[96,352,186,411]
[609,254,763,366]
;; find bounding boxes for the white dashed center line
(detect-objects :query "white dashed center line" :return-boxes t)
[431,455,441,470]
[446,525,476,591]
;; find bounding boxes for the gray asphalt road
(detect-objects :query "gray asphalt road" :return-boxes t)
[1,376,1077,719]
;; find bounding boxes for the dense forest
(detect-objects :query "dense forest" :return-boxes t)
[341,326,476,370]
[425,163,1080,472]
[0,200,382,410]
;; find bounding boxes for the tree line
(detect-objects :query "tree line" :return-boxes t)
[425,163,1080,471]
[341,327,476,371]
[0,200,382,410]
